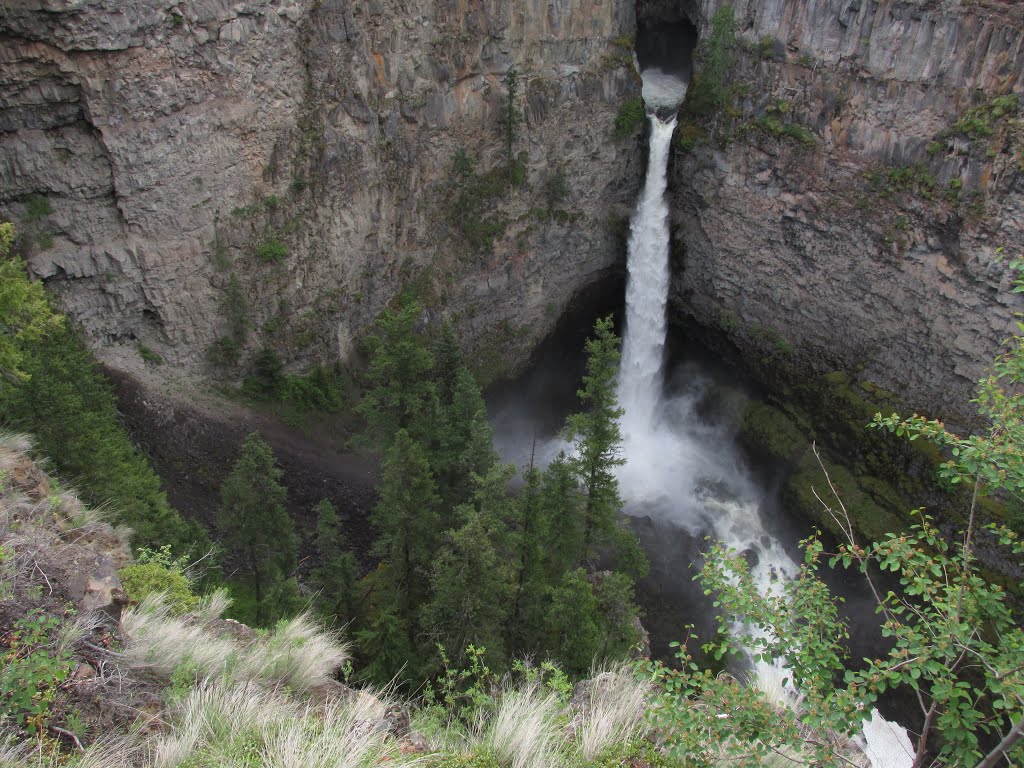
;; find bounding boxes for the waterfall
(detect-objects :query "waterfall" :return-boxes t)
[618,115,675,436]
[615,92,912,767]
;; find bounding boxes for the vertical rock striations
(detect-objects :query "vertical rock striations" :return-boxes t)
[0,0,641,378]
[660,0,1024,420]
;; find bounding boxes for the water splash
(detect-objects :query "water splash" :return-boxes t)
[615,82,911,766]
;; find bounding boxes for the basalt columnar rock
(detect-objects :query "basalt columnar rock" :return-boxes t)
[5,0,1024,425]
[1,0,641,380]
[657,0,1024,422]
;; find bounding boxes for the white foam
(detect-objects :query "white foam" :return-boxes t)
[640,67,689,111]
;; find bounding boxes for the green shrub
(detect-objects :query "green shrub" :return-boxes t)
[449,152,509,252]
[242,348,284,398]
[613,97,645,139]
[508,158,527,187]
[755,36,777,60]
[138,344,163,365]
[544,171,569,204]
[938,93,1019,144]
[254,239,288,263]
[119,561,198,615]
[676,120,706,151]
[208,336,242,367]
[684,6,736,116]
[23,195,52,222]
[278,365,348,412]
[0,612,73,735]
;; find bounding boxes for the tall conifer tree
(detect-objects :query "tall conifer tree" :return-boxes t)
[217,432,298,625]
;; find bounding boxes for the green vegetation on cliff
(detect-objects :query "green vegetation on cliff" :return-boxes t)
[0,225,204,555]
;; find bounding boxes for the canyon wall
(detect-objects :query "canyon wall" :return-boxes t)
[661,0,1024,421]
[0,0,641,379]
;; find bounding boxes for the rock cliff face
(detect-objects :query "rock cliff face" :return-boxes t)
[656,0,1024,420]
[1,0,640,377]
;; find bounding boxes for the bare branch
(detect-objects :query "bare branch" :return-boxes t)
[974,713,1024,768]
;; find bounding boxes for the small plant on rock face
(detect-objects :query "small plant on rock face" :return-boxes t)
[499,67,523,182]
[23,195,52,222]
[254,238,288,263]
[137,343,163,365]
[613,98,645,139]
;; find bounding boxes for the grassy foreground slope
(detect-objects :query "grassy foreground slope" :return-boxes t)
[1,432,882,768]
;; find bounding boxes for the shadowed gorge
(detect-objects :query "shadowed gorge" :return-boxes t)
[4,0,1024,764]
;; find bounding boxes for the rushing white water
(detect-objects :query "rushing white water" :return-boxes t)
[618,114,675,437]
[614,77,911,767]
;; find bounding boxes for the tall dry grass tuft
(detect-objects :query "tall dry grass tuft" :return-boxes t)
[121,594,237,679]
[0,432,32,462]
[151,682,288,768]
[479,684,561,768]
[190,588,232,625]
[260,691,395,768]
[576,663,651,760]
[244,612,349,691]
[73,737,141,768]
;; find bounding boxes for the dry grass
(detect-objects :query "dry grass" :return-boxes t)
[122,596,350,695]
[242,612,350,692]
[259,692,395,768]
[151,682,288,768]
[479,684,561,768]
[575,663,651,760]
[121,594,238,680]
[151,680,401,768]
[189,588,232,625]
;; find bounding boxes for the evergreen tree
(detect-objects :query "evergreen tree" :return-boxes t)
[217,432,298,625]
[592,570,642,658]
[546,568,602,675]
[564,316,630,566]
[370,429,440,634]
[0,222,62,385]
[423,464,518,669]
[508,460,552,654]
[0,224,204,555]
[540,451,585,580]
[498,66,522,181]
[357,298,437,447]
[431,337,497,512]
[430,322,463,407]
[310,498,360,627]
[356,597,417,685]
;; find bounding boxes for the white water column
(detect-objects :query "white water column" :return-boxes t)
[618,114,677,437]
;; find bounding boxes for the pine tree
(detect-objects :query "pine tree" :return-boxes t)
[310,498,360,627]
[539,451,584,580]
[370,429,440,634]
[217,432,298,625]
[498,66,523,182]
[356,598,417,685]
[423,464,517,669]
[592,570,642,658]
[431,336,497,512]
[564,316,630,566]
[508,459,552,654]
[546,568,602,675]
[358,298,438,447]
